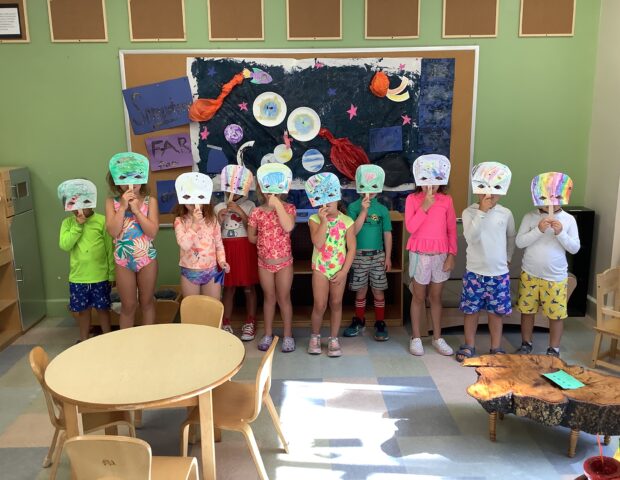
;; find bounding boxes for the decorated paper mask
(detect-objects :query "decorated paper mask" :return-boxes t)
[221,165,253,197]
[175,172,213,205]
[109,152,149,185]
[304,172,342,207]
[355,165,385,194]
[531,172,573,206]
[471,162,512,196]
[256,164,292,194]
[57,179,97,211]
[412,154,451,186]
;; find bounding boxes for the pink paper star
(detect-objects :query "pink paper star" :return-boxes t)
[283,131,292,149]
[314,61,324,69]
[238,102,248,111]
[401,114,412,125]
[346,104,358,120]
[399,63,406,71]
[200,127,210,140]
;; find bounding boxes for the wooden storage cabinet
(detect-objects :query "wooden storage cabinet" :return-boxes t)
[0,209,21,350]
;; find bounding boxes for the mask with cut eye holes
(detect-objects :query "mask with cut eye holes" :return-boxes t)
[109,152,149,185]
[471,162,512,196]
[355,165,385,194]
[175,172,213,205]
[58,179,97,211]
[304,172,341,207]
[221,165,253,197]
[531,172,573,206]
[257,164,292,194]
[412,154,451,186]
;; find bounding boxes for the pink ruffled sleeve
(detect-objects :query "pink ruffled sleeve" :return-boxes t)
[405,193,427,235]
[445,195,458,256]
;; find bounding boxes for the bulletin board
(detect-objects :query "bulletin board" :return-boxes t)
[443,0,498,38]
[128,0,185,42]
[520,0,575,37]
[47,0,107,42]
[287,0,341,40]
[207,0,263,41]
[120,47,479,225]
[365,0,419,39]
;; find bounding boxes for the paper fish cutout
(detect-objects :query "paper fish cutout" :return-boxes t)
[257,163,292,194]
[355,165,385,194]
[175,172,214,205]
[57,179,97,211]
[471,162,512,196]
[305,172,342,207]
[221,165,253,197]
[531,172,573,206]
[243,67,273,85]
[412,154,451,186]
[109,152,149,185]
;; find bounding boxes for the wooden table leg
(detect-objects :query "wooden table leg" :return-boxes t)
[603,434,611,446]
[198,391,216,480]
[63,402,83,480]
[489,412,497,442]
[568,429,579,457]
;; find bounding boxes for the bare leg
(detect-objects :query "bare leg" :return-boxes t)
[311,272,330,335]
[181,275,201,298]
[275,265,294,338]
[73,310,92,341]
[488,313,503,351]
[463,313,480,348]
[137,260,158,325]
[222,287,235,320]
[201,280,222,299]
[95,309,111,334]
[428,281,445,340]
[116,265,138,329]
[549,318,564,349]
[258,267,276,336]
[328,278,347,338]
[410,281,427,338]
[520,313,535,343]
[244,285,257,318]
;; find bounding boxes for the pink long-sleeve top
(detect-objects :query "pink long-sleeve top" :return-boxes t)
[405,192,457,255]
[174,216,226,270]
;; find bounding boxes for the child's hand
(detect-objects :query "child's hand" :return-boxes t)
[318,206,329,222]
[384,257,392,272]
[267,195,281,209]
[361,195,371,211]
[421,187,435,212]
[479,196,494,213]
[192,207,203,223]
[75,211,87,224]
[442,254,455,272]
[217,208,228,222]
[219,261,231,273]
[550,220,563,235]
[227,202,242,214]
[120,189,135,210]
[330,270,347,286]
[538,217,551,233]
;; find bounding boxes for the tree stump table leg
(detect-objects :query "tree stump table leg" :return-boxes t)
[489,412,497,442]
[568,429,579,457]
[604,435,611,446]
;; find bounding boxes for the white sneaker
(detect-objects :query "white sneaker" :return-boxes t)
[432,337,454,356]
[409,337,424,356]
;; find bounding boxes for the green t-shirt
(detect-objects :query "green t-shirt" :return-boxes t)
[59,213,115,284]
[347,197,392,251]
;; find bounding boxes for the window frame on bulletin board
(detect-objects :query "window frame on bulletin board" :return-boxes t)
[128,0,186,42]
[0,0,29,43]
[47,0,108,43]
[207,0,264,41]
[442,0,499,39]
[365,0,420,40]
[286,0,342,41]
[519,0,576,37]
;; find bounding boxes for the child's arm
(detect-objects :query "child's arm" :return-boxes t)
[59,217,83,252]
[269,196,295,233]
[446,197,458,257]
[330,226,357,286]
[104,227,115,282]
[213,222,230,272]
[247,210,258,244]
[552,216,580,254]
[309,209,329,250]
[132,196,159,238]
[105,197,126,238]
[462,207,484,245]
[174,217,198,251]
[350,197,369,235]
[506,211,516,263]
[404,194,428,235]
[383,231,392,271]
[515,213,545,249]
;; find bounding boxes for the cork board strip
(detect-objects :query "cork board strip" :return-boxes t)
[208,0,263,41]
[520,0,575,37]
[0,0,29,43]
[287,0,341,40]
[128,0,186,42]
[47,0,107,42]
[443,0,498,38]
[365,0,419,39]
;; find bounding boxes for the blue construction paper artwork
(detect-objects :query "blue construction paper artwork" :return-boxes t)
[156,180,177,214]
[122,77,193,135]
[369,126,403,153]
[205,146,228,174]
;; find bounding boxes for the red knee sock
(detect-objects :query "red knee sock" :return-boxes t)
[246,315,256,325]
[223,317,231,325]
[355,298,366,319]
[374,299,385,322]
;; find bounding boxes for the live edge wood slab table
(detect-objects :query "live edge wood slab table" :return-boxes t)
[463,354,620,457]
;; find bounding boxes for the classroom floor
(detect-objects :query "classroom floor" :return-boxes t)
[0,314,618,480]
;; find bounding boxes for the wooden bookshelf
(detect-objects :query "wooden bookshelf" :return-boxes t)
[0,211,20,350]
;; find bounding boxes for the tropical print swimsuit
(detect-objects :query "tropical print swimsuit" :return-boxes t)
[309,213,354,279]
[113,196,157,272]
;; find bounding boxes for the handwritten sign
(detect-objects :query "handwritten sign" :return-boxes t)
[145,133,194,171]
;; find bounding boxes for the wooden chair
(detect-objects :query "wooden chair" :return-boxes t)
[64,435,199,480]
[591,267,620,372]
[180,295,224,328]
[29,346,135,480]
[180,337,288,480]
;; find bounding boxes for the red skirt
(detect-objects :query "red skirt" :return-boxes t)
[223,237,259,287]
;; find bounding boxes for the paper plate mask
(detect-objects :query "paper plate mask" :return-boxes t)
[304,172,342,207]
[109,152,149,185]
[356,165,385,194]
[412,154,451,186]
[256,163,292,194]
[175,172,213,205]
[287,107,321,142]
[57,179,97,211]
[221,165,253,197]
[471,162,512,196]
[253,92,287,127]
[531,172,573,206]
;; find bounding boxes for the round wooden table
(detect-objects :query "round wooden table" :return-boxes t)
[45,323,245,480]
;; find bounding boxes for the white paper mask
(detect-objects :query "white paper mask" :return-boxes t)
[57,179,97,211]
[412,154,451,186]
[471,162,512,196]
[175,172,213,205]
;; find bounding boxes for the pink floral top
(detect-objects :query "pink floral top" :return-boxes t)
[405,192,457,255]
[174,216,226,270]
[247,203,296,260]
[309,213,354,278]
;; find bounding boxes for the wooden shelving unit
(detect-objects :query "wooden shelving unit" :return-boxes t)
[0,214,21,350]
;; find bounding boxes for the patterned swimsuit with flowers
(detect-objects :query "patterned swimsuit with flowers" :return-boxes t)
[309,213,354,279]
[248,203,296,262]
[113,196,157,272]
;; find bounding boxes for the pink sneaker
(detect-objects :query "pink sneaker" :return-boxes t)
[307,334,321,355]
[240,322,256,341]
[327,337,342,357]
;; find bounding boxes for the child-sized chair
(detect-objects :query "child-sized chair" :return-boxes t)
[591,267,620,372]
[180,295,224,328]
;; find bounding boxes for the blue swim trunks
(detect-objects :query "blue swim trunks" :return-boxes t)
[459,271,512,316]
[69,281,111,312]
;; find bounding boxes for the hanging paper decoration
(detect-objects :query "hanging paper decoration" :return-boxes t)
[304,172,342,207]
[369,72,410,102]
[221,165,253,197]
[273,144,293,163]
[252,92,287,127]
[236,140,255,166]
[205,146,228,173]
[175,172,214,205]
[287,107,321,142]
[242,67,273,85]
[302,149,325,173]
[318,127,370,180]
[109,152,150,185]
[224,124,244,145]
[355,165,385,194]
[58,179,97,211]
[257,163,292,194]
[412,154,451,186]
[531,172,573,206]
[188,72,245,122]
[261,153,277,165]
[471,162,512,196]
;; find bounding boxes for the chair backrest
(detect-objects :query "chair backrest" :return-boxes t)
[248,336,279,423]
[65,435,151,480]
[596,267,620,329]
[180,295,224,328]
[29,346,63,429]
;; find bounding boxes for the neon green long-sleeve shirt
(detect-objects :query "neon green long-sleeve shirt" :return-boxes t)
[59,213,115,283]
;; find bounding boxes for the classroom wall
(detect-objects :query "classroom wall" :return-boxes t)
[585,0,620,298]
[0,0,601,316]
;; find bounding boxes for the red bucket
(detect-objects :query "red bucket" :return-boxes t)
[583,456,620,480]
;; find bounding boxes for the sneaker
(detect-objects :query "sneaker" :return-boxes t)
[409,337,424,356]
[308,334,322,355]
[373,321,389,341]
[257,335,274,351]
[546,346,560,357]
[240,322,256,341]
[516,341,533,354]
[432,337,454,356]
[327,337,342,357]
[281,336,296,353]
[222,321,233,334]
[343,317,365,337]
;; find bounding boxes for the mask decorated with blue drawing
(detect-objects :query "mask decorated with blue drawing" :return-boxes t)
[109,152,149,185]
[257,164,292,194]
[305,172,342,207]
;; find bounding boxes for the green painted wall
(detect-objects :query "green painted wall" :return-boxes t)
[0,0,600,315]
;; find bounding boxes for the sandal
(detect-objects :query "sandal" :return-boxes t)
[456,344,476,362]
[489,347,506,355]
